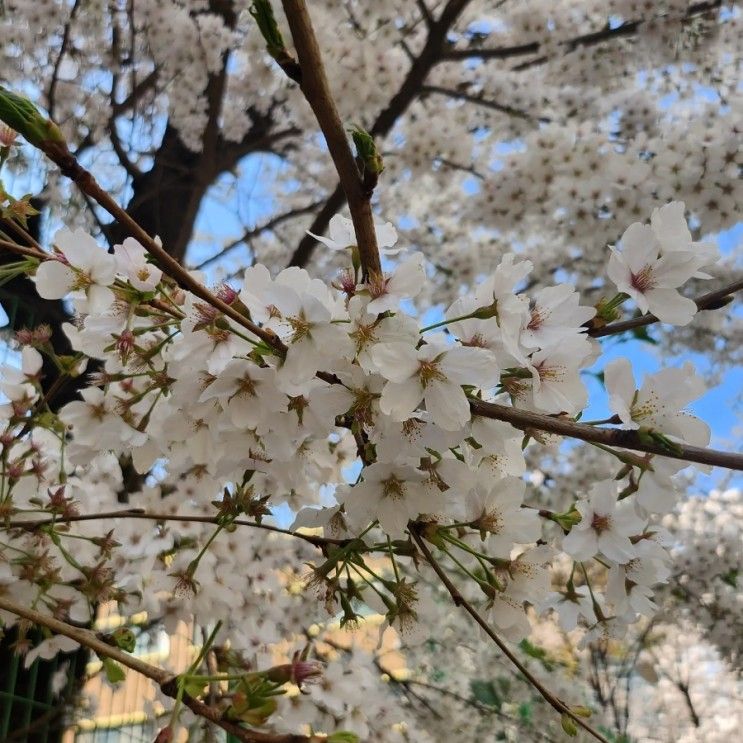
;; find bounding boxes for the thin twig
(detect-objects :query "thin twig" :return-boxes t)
[0,237,46,260]
[589,276,743,338]
[47,0,82,120]
[439,0,722,64]
[280,0,381,279]
[401,677,561,741]
[0,216,43,250]
[415,0,434,29]
[410,529,612,743]
[423,84,550,123]
[110,69,159,117]
[109,8,143,179]
[468,398,743,471]
[6,509,345,548]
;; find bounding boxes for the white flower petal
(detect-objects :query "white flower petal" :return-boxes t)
[35,261,76,299]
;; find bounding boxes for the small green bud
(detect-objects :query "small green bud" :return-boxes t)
[349,125,384,175]
[553,508,582,531]
[560,712,578,736]
[110,627,136,653]
[593,292,629,324]
[472,301,499,320]
[349,125,383,193]
[0,86,65,148]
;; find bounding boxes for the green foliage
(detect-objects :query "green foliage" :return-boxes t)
[327,733,361,743]
[519,639,562,672]
[109,627,136,654]
[101,657,126,685]
[561,712,578,736]
[349,125,384,176]
[249,1,288,61]
[470,677,511,709]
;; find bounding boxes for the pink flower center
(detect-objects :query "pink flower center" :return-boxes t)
[591,512,612,534]
[629,265,656,293]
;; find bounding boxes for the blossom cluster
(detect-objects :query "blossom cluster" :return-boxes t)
[0,1,738,737]
[0,198,722,736]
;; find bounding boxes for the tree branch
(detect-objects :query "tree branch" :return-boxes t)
[110,69,159,118]
[589,275,743,338]
[280,0,381,279]
[46,0,82,120]
[410,529,612,743]
[468,399,743,471]
[287,0,472,268]
[36,139,287,353]
[109,9,144,180]
[422,84,550,123]
[676,682,701,728]
[415,0,434,30]
[401,677,561,742]
[440,0,723,65]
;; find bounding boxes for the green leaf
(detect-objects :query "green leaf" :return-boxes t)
[101,657,126,684]
[561,712,578,736]
[183,677,207,699]
[721,569,738,588]
[470,679,501,709]
[328,733,361,743]
[519,638,555,671]
[517,701,533,723]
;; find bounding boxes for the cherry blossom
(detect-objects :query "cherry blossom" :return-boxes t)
[339,462,429,538]
[372,336,500,430]
[563,481,645,562]
[464,477,540,557]
[113,237,163,292]
[607,201,719,325]
[35,228,117,313]
[361,251,426,314]
[308,214,402,256]
[0,1,738,734]
[604,358,711,447]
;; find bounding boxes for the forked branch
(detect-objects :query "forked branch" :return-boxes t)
[280,0,382,279]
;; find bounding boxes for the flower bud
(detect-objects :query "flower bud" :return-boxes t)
[265,657,325,688]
